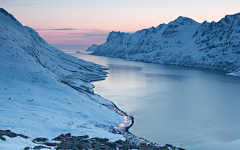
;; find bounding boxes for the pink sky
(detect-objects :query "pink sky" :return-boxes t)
[2,0,240,48]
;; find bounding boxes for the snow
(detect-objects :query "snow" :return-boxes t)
[0,136,37,150]
[91,12,240,77]
[86,44,99,51]
[0,8,128,149]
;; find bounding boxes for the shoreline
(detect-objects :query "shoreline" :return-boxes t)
[0,55,185,150]
[90,53,240,78]
[89,68,185,150]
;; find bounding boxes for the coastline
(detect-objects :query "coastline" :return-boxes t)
[90,53,240,78]
[88,68,185,150]
[69,51,185,149]
[79,51,240,150]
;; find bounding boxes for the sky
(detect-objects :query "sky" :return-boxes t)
[1,0,240,50]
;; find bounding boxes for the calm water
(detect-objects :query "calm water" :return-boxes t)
[70,50,240,150]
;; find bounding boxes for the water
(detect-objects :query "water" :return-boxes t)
[69,50,240,150]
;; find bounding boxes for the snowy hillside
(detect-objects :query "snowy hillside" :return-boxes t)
[91,13,240,77]
[0,8,130,148]
[86,44,99,51]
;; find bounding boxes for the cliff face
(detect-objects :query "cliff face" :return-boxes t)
[91,13,240,76]
[0,8,126,143]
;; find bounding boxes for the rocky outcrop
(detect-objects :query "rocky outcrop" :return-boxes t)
[25,133,185,150]
[0,130,29,141]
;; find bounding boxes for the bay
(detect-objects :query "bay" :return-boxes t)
[70,50,240,150]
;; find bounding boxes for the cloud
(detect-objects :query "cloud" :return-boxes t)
[82,33,109,38]
[50,44,91,50]
[35,28,104,31]
[67,32,109,38]
[36,28,109,45]
[35,28,77,31]
[90,37,108,40]
[50,28,77,30]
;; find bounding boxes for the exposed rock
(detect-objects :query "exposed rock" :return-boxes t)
[33,145,51,149]
[23,146,31,150]
[44,142,58,146]
[51,133,183,150]
[0,136,6,141]
[122,139,130,150]
[56,141,72,150]
[0,130,29,141]
[32,137,49,143]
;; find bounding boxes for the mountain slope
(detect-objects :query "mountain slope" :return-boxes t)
[0,8,127,146]
[91,13,240,76]
[86,44,99,51]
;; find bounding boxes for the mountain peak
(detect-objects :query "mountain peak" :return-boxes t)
[0,8,19,22]
[106,31,126,42]
[175,16,187,20]
[218,12,240,25]
[168,16,199,26]
[0,8,9,15]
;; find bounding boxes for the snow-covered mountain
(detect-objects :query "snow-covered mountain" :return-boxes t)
[0,8,130,149]
[91,13,240,77]
[86,44,99,51]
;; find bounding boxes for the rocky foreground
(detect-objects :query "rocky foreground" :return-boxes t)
[0,130,185,150]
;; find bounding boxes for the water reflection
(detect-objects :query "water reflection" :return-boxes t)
[69,51,240,150]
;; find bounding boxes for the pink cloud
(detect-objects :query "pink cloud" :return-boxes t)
[36,29,109,45]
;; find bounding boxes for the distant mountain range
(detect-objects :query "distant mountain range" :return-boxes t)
[91,13,240,77]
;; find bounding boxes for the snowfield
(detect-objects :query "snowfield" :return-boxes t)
[0,8,129,149]
[91,13,240,77]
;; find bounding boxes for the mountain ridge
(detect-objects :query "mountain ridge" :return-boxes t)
[0,8,19,23]
[91,12,240,77]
